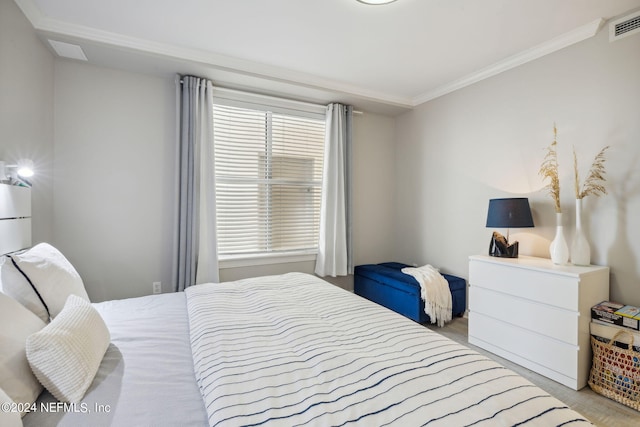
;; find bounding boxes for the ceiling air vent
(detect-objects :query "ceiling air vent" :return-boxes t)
[48,40,88,61]
[609,11,640,42]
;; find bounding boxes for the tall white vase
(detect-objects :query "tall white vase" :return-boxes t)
[550,212,569,265]
[571,198,591,265]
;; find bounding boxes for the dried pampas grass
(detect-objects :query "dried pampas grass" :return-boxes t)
[574,145,609,199]
[539,124,562,213]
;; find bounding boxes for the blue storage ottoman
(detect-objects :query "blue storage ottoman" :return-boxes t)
[354,262,466,323]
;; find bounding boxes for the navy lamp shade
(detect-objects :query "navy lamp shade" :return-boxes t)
[486,198,534,258]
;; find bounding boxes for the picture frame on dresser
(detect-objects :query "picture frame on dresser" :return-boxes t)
[468,254,609,390]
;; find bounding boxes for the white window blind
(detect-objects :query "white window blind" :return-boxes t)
[213,103,325,256]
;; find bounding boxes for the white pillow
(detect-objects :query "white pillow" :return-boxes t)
[11,243,90,319]
[26,295,110,403]
[0,256,49,322]
[0,387,24,427]
[0,292,46,417]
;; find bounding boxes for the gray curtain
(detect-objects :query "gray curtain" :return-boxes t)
[173,75,219,291]
[315,103,353,277]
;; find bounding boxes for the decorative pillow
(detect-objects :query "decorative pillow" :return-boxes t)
[0,256,49,323]
[11,243,90,319]
[0,292,46,417]
[26,294,110,403]
[0,387,24,427]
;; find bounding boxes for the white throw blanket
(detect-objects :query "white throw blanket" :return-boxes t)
[402,264,452,327]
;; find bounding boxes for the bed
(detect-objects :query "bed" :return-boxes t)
[1,183,594,426]
[21,274,593,427]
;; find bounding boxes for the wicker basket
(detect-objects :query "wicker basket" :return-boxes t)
[589,330,640,411]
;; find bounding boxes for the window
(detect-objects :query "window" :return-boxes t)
[213,102,325,259]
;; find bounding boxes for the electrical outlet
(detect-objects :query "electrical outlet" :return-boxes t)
[152,282,162,294]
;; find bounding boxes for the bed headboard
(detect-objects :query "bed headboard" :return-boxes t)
[0,183,32,255]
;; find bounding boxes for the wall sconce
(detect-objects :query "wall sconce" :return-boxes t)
[0,159,35,187]
[486,198,534,258]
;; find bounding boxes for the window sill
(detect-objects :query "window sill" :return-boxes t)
[219,250,317,269]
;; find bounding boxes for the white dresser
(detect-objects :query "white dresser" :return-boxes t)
[468,255,609,390]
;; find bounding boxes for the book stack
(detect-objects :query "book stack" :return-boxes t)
[591,301,640,352]
[591,301,640,330]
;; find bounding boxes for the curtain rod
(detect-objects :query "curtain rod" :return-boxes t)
[179,79,362,115]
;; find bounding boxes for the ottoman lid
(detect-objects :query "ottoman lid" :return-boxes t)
[355,262,466,292]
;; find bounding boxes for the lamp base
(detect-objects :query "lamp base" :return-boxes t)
[489,231,519,258]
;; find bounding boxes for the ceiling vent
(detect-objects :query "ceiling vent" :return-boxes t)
[609,11,640,42]
[48,40,88,61]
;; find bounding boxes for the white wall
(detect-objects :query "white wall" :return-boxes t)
[53,61,176,301]
[394,24,640,305]
[0,0,54,243]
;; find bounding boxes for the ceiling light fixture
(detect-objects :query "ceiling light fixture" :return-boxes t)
[357,0,398,5]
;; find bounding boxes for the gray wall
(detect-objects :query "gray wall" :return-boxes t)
[52,61,396,299]
[393,24,640,305]
[53,62,176,301]
[0,0,54,243]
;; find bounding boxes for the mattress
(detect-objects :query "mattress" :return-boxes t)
[23,292,208,427]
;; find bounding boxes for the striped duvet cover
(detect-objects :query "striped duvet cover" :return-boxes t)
[186,273,591,427]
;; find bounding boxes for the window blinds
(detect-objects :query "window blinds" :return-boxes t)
[213,103,325,256]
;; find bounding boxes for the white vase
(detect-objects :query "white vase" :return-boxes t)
[571,198,591,266]
[549,212,569,265]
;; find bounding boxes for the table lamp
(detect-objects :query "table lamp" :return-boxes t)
[486,198,534,258]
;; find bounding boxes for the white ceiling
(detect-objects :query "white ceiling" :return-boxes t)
[15,0,640,114]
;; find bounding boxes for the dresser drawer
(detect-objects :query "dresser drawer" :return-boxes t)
[469,312,578,380]
[468,255,609,390]
[469,259,578,311]
[469,286,579,345]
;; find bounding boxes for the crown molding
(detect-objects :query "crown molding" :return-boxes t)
[14,1,413,109]
[412,18,605,106]
[14,1,606,111]
[14,0,43,25]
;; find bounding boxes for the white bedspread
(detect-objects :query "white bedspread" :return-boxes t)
[186,272,592,427]
[24,293,208,427]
